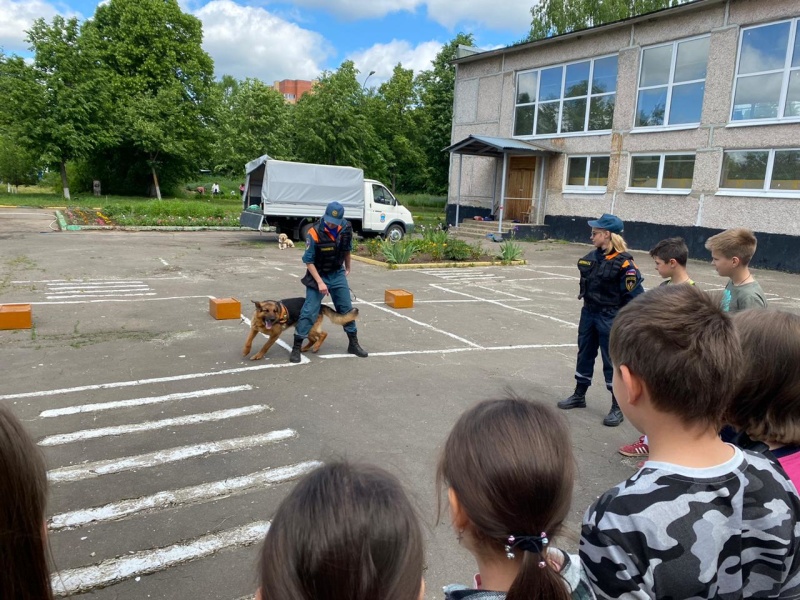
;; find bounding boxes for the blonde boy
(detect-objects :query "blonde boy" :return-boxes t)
[581,285,800,599]
[705,227,766,311]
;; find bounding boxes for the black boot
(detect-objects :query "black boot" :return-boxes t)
[346,331,368,357]
[289,335,304,363]
[558,383,588,409]
[603,394,624,427]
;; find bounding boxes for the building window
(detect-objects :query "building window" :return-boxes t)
[720,149,800,191]
[635,35,710,128]
[731,18,800,122]
[514,55,618,137]
[565,156,610,191]
[629,154,695,191]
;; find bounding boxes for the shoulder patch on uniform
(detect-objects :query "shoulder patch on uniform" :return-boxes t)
[625,268,637,276]
[625,274,638,291]
[305,238,310,249]
[578,260,592,266]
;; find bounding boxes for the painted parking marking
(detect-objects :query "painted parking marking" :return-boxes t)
[430,284,578,328]
[320,343,577,359]
[51,521,271,597]
[39,385,253,417]
[49,461,322,531]
[39,405,269,446]
[47,429,297,483]
[359,300,482,348]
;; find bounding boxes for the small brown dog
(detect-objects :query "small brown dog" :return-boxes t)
[278,233,294,250]
[243,297,358,360]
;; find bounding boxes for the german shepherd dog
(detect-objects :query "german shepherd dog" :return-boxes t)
[243,297,358,360]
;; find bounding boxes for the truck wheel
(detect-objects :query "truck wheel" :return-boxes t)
[384,223,405,242]
[299,222,314,242]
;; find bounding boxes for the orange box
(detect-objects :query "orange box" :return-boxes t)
[385,289,413,309]
[0,303,32,330]
[209,297,241,320]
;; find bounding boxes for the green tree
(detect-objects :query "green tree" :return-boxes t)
[528,0,686,40]
[292,60,385,176]
[210,77,293,175]
[0,134,40,188]
[21,16,113,199]
[416,33,474,194]
[369,64,427,192]
[83,0,215,198]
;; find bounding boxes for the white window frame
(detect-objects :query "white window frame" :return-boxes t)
[513,53,618,139]
[717,148,800,198]
[626,152,695,194]
[729,17,800,125]
[634,34,710,130]
[564,155,610,194]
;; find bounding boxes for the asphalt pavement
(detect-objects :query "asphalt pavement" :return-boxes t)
[2,206,799,599]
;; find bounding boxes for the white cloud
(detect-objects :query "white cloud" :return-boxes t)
[286,0,420,21]
[280,0,532,32]
[347,39,441,86]
[0,0,79,54]
[424,0,532,32]
[194,0,332,82]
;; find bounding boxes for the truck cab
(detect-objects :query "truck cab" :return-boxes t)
[364,180,414,242]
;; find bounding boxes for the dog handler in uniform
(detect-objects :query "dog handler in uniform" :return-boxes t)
[558,213,643,426]
[290,201,368,363]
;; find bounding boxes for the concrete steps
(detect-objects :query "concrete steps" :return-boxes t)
[450,219,516,240]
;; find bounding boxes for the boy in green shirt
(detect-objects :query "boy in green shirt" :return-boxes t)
[705,227,766,312]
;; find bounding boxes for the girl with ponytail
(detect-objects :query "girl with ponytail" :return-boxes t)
[438,396,593,600]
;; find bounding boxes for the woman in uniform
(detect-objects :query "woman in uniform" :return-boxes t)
[558,214,644,426]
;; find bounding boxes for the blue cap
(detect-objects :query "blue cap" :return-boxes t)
[587,213,624,233]
[323,201,345,226]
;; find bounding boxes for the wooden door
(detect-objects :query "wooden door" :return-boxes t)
[504,156,536,222]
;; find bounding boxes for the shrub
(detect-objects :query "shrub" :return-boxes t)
[381,239,418,264]
[444,239,472,261]
[497,240,524,263]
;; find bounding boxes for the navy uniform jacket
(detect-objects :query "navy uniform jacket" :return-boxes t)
[577,248,644,309]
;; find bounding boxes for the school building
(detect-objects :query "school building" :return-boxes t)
[446,0,800,271]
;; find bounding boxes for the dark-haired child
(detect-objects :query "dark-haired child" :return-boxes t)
[618,237,694,460]
[0,404,55,600]
[581,285,800,598]
[439,397,593,600]
[727,309,800,486]
[256,462,424,600]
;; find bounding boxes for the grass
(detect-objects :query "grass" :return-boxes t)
[0,186,446,229]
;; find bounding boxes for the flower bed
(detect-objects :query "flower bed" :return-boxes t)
[352,225,525,267]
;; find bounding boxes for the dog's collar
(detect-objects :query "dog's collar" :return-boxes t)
[276,302,289,324]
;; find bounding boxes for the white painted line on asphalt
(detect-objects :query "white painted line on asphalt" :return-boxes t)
[47,429,297,483]
[519,267,580,280]
[46,292,157,299]
[51,520,271,597]
[27,295,210,306]
[47,282,147,288]
[320,343,577,359]
[49,461,322,531]
[274,267,283,271]
[473,285,530,300]
[39,405,268,446]
[159,258,169,266]
[39,385,253,417]
[431,284,578,328]
[359,300,482,348]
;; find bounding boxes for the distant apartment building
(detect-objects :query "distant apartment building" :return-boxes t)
[447,0,800,270]
[273,79,313,104]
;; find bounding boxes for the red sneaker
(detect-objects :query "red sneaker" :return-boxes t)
[619,435,649,457]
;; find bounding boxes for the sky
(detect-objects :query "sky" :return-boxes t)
[0,0,535,86]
